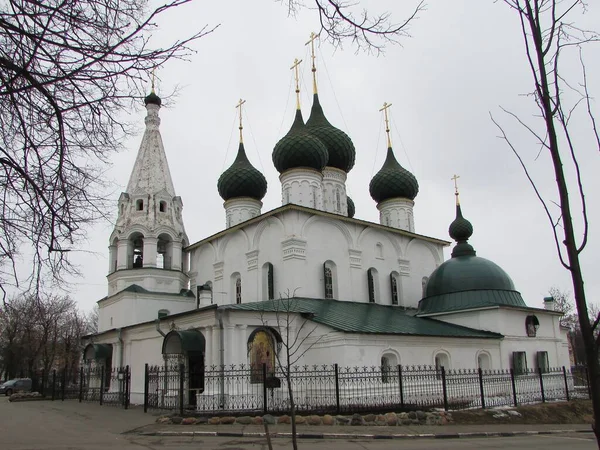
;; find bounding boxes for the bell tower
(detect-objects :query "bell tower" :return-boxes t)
[106,88,189,297]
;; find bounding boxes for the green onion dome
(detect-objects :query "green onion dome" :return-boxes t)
[347,196,355,218]
[272,109,328,173]
[417,202,526,314]
[218,142,267,201]
[369,147,419,203]
[144,91,161,106]
[306,94,355,173]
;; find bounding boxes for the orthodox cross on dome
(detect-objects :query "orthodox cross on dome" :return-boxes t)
[151,68,156,93]
[235,98,246,143]
[379,102,393,148]
[451,174,461,205]
[305,31,319,94]
[290,58,303,109]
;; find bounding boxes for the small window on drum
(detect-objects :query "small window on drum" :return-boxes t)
[159,201,167,212]
[136,199,144,211]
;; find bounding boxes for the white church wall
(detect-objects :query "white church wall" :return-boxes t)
[188,208,447,308]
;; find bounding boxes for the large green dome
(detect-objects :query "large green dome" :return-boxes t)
[417,201,526,315]
[369,147,419,203]
[218,142,267,201]
[272,109,329,173]
[306,94,355,172]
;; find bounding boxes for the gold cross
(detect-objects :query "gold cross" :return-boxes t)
[305,32,319,93]
[151,68,156,93]
[290,58,303,109]
[379,102,393,148]
[236,98,246,143]
[451,174,461,204]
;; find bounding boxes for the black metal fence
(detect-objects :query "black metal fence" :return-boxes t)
[26,366,131,408]
[143,363,590,415]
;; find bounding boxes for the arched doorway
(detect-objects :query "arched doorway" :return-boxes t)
[161,330,205,407]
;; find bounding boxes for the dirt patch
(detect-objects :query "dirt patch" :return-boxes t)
[450,400,593,425]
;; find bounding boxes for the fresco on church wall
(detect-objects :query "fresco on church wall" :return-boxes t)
[249,330,275,383]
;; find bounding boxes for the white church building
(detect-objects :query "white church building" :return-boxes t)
[83,53,570,407]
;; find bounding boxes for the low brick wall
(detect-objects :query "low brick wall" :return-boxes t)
[157,411,454,427]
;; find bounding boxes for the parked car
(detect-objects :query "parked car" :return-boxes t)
[0,378,32,396]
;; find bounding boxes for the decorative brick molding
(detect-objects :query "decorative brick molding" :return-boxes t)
[281,237,307,261]
[349,249,362,269]
[246,250,259,271]
[213,261,224,281]
[398,258,410,276]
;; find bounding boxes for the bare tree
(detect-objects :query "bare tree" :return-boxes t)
[259,291,328,450]
[0,0,215,297]
[492,0,600,444]
[283,0,426,53]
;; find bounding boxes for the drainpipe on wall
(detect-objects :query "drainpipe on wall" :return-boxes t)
[216,308,225,408]
[117,328,124,368]
[155,319,166,337]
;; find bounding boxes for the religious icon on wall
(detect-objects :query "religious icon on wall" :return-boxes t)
[249,330,275,383]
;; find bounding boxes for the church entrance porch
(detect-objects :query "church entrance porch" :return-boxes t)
[146,330,205,411]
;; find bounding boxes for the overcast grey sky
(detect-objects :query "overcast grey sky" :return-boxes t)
[64,0,600,313]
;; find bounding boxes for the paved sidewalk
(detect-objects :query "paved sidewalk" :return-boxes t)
[136,422,593,440]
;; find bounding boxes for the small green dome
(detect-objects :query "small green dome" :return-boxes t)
[144,91,161,106]
[417,202,526,315]
[218,142,267,201]
[272,109,329,173]
[347,196,355,218]
[306,94,355,172]
[369,147,419,203]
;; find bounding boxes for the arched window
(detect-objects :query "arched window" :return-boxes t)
[248,328,279,383]
[335,189,341,212]
[129,232,144,268]
[390,272,399,305]
[477,351,491,370]
[525,315,540,337]
[159,201,167,212]
[157,234,172,269]
[367,268,379,303]
[323,261,337,299]
[435,351,450,371]
[375,242,384,259]
[380,352,398,383]
[262,263,274,300]
[422,276,429,298]
[158,309,169,319]
[136,199,144,211]
[231,273,241,304]
[236,278,242,304]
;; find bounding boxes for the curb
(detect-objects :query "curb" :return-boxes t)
[137,428,592,440]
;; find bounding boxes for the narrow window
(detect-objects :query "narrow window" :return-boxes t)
[381,356,390,383]
[512,351,527,375]
[136,199,144,211]
[536,351,549,373]
[390,274,398,305]
[376,242,383,258]
[525,315,539,337]
[236,278,242,304]
[335,189,341,212]
[159,201,167,212]
[324,266,333,299]
[367,268,375,303]
[267,263,274,300]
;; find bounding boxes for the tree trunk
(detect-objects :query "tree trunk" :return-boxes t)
[287,372,298,450]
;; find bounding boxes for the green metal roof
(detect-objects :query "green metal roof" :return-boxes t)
[162,329,206,354]
[110,284,195,298]
[223,297,502,339]
[417,289,527,315]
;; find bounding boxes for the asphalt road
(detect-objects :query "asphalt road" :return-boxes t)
[0,396,597,450]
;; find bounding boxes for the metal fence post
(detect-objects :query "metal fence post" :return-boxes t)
[144,364,149,413]
[51,370,56,401]
[79,367,84,403]
[398,365,404,409]
[562,366,570,401]
[125,365,130,409]
[263,363,268,414]
[538,367,546,403]
[441,367,448,411]
[334,364,341,414]
[61,367,66,401]
[179,363,185,417]
[478,368,485,409]
[510,368,518,407]
[100,366,105,406]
